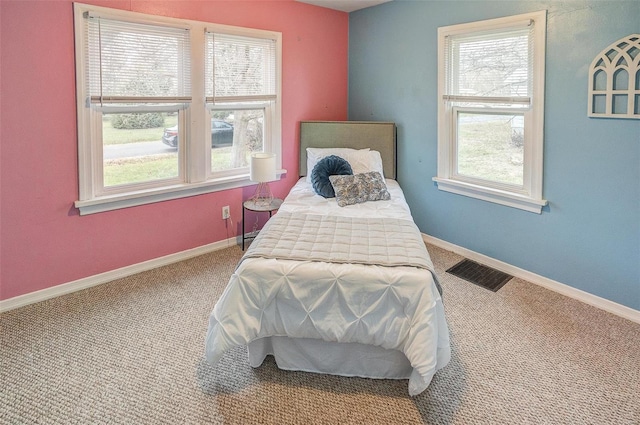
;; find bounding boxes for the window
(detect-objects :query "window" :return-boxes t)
[433,11,547,213]
[205,32,277,177]
[73,3,282,215]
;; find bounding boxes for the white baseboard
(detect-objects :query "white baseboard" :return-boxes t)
[423,234,640,325]
[0,237,239,314]
[3,234,638,326]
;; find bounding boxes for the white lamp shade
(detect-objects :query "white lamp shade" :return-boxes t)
[250,152,276,183]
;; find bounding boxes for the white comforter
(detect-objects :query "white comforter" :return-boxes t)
[205,178,450,396]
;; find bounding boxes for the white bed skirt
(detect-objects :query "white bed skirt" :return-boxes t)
[247,336,413,380]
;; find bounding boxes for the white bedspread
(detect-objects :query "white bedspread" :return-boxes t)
[205,178,450,396]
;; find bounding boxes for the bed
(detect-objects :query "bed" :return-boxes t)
[205,121,450,396]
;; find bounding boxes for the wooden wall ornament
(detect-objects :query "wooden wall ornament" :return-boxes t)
[588,34,640,119]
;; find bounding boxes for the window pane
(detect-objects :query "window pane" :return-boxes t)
[88,17,191,98]
[449,29,530,98]
[103,112,179,187]
[206,33,276,99]
[211,109,264,173]
[456,112,524,186]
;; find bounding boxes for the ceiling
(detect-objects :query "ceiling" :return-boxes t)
[296,0,392,13]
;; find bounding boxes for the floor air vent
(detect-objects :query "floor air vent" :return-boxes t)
[446,259,512,292]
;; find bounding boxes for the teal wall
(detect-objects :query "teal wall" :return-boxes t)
[349,1,640,310]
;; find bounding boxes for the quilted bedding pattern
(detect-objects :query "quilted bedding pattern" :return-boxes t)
[243,212,440,289]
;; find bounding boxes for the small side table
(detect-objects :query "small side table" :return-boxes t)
[242,198,283,250]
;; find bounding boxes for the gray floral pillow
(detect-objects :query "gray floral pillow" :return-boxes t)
[329,171,391,207]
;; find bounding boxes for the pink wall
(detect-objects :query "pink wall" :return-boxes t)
[0,0,348,300]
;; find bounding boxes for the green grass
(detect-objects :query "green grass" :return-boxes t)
[210,147,253,172]
[103,116,520,188]
[104,154,179,187]
[103,147,253,187]
[102,113,259,187]
[457,119,524,186]
[102,114,178,145]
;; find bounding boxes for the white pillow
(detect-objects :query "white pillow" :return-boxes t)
[306,148,385,181]
[366,150,385,178]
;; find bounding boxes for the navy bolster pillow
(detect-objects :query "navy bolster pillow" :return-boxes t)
[311,155,353,198]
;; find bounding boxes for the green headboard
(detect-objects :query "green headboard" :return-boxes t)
[299,121,397,179]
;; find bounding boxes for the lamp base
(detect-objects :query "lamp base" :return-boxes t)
[249,182,273,207]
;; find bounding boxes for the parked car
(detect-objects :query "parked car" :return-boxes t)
[162,120,234,148]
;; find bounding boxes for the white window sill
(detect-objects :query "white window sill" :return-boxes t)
[75,169,287,215]
[432,177,547,214]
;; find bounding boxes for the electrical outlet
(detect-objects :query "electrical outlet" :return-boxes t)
[222,205,230,220]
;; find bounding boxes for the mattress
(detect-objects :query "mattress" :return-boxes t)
[205,178,450,396]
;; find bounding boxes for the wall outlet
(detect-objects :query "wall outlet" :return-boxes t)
[222,205,230,220]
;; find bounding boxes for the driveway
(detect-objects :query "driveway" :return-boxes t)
[103,141,175,160]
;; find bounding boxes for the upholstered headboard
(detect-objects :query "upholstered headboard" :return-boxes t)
[299,121,397,179]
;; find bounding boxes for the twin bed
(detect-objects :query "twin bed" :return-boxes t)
[205,121,450,396]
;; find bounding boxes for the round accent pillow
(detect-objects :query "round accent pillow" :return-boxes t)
[311,155,353,198]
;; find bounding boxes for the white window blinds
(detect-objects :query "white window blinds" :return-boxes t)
[205,32,277,103]
[85,13,191,104]
[443,23,534,104]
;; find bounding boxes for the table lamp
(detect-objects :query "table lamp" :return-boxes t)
[249,152,276,206]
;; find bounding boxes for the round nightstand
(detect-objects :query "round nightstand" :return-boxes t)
[242,198,283,250]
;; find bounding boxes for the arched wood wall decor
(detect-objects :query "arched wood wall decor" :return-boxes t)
[588,34,640,119]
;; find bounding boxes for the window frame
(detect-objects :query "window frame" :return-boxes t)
[433,10,548,214]
[204,28,279,181]
[73,3,283,215]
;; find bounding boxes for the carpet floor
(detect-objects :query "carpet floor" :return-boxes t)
[1,244,639,424]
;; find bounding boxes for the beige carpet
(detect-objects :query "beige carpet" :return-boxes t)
[1,244,639,424]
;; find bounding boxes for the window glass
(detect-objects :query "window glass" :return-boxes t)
[206,33,277,100]
[449,29,530,98]
[205,31,276,176]
[455,111,524,187]
[210,109,264,173]
[102,111,180,188]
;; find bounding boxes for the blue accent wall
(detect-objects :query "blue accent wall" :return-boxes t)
[349,1,640,310]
